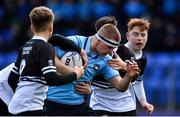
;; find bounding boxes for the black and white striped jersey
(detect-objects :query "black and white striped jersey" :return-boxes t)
[12,37,56,84]
[8,36,56,114]
[8,36,78,114]
[6,35,80,114]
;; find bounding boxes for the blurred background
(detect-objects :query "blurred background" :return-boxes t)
[0,0,179,115]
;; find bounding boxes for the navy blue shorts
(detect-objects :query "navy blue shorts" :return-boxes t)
[16,110,45,116]
[44,99,96,116]
[95,109,136,116]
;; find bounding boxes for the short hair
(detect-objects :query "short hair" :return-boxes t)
[95,16,118,31]
[127,18,150,32]
[29,6,54,32]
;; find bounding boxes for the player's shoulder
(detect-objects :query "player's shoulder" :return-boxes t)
[37,40,53,48]
[67,35,87,40]
[117,44,134,60]
[118,44,133,54]
[67,35,88,47]
[31,40,54,52]
[118,44,127,49]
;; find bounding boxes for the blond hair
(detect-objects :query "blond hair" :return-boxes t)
[29,6,54,32]
[128,18,150,32]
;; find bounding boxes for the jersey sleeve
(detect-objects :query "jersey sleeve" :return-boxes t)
[38,43,77,86]
[136,54,147,77]
[50,35,85,59]
[48,34,81,53]
[116,45,134,61]
[8,50,22,91]
[38,44,57,75]
[116,45,138,81]
[132,80,147,103]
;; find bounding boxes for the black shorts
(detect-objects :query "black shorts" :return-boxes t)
[15,110,45,116]
[44,99,96,116]
[95,109,136,116]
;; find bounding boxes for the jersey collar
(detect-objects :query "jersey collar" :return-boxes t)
[32,36,47,42]
[125,43,142,59]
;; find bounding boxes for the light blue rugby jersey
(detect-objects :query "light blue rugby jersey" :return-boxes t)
[47,35,119,105]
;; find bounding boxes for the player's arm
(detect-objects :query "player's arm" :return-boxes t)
[8,50,23,92]
[108,51,127,70]
[108,60,139,92]
[133,80,147,105]
[48,34,81,53]
[8,67,19,92]
[75,81,92,95]
[133,57,147,103]
[48,34,88,68]
[39,44,84,86]
[108,45,135,71]
[44,68,82,86]
[133,57,154,114]
[133,80,154,114]
[55,54,74,74]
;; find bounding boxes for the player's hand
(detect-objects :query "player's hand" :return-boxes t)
[141,102,154,115]
[73,66,84,80]
[108,51,127,70]
[75,82,91,95]
[80,49,88,68]
[125,60,139,81]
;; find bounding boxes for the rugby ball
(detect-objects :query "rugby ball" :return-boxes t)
[60,51,83,67]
